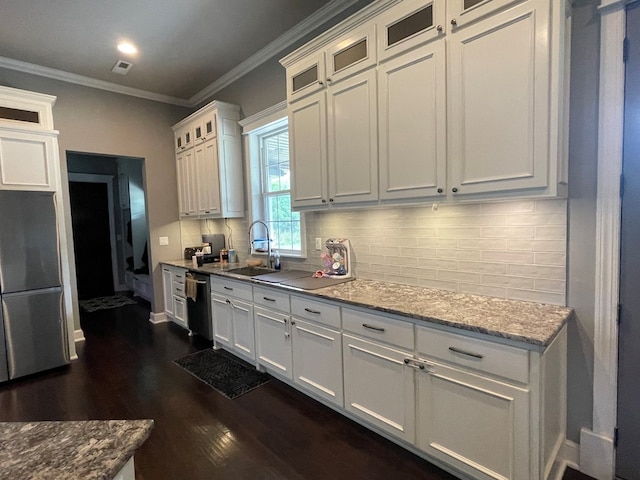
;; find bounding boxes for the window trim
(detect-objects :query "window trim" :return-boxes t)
[240,103,306,259]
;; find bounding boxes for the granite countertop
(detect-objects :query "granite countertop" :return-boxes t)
[164,260,572,348]
[0,419,153,480]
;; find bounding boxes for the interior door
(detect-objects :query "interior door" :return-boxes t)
[617,3,640,479]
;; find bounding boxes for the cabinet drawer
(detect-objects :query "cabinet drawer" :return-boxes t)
[173,269,187,284]
[254,286,290,313]
[416,326,529,384]
[291,295,341,329]
[211,277,252,301]
[173,281,186,298]
[342,308,414,350]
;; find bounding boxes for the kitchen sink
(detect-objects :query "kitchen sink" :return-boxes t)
[226,266,276,277]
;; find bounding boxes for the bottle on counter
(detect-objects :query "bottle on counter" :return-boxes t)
[274,250,281,270]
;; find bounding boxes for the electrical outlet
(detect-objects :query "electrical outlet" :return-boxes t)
[159,236,169,246]
[315,237,322,250]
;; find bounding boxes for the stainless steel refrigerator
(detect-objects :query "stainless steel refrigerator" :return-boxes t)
[0,191,69,382]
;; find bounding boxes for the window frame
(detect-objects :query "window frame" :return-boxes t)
[241,105,306,259]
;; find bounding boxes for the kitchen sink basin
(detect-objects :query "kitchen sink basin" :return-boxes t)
[226,266,276,277]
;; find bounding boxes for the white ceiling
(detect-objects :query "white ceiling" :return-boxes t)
[0,0,362,106]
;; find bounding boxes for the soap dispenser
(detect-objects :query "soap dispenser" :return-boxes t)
[274,250,281,270]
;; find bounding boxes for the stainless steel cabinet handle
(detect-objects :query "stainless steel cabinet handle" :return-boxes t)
[362,323,385,332]
[224,286,233,291]
[304,308,321,314]
[451,18,457,26]
[263,296,276,302]
[448,346,484,359]
[436,25,443,32]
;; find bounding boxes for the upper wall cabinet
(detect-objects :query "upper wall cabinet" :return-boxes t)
[0,86,60,192]
[280,0,570,210]
[172,101,244,219]
[288,25,379,209]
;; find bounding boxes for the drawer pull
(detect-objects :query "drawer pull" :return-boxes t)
[263,296,276,302]
[224,286,233,291]
[362,323,385,332]
[403,358,425,370]
[448,346,484,359]
[304,308,321,314]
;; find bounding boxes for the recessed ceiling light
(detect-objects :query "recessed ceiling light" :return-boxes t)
[117,42,137,55]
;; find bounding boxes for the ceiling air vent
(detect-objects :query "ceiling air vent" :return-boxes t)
[111,59,133,75]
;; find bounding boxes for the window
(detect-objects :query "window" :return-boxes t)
[243,110,305,258]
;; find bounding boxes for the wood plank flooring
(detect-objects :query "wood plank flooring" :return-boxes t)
[0,297,593,479]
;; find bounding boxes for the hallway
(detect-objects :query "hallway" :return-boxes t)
[0,299,592,479]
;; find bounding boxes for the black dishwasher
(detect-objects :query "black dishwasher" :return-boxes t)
[186,272,213,341]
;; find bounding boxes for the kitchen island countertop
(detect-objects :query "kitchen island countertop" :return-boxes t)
[164,260,572,349]
[0,419,153,480]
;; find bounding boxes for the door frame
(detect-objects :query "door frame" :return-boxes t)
[68,173,122,291]
[582,1,637,478]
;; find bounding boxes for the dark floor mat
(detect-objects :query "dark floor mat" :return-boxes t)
[79,295,137,313]
[173,349,270,399]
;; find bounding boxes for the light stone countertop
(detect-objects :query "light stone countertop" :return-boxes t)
[0,419,153,480]
[164,260,573,348]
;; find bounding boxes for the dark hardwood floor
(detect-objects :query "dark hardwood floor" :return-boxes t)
[0,297,593,480]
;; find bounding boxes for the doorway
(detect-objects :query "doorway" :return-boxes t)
[69,178,115,300]
[616,3,640,479]
[67,152,148,300]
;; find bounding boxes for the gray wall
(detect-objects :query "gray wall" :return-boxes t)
[0,68,190,326]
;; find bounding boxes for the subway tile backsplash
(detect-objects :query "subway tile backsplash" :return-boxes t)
[181,198,567,306]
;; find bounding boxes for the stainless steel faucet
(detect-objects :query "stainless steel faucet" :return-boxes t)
[248,220,272,268]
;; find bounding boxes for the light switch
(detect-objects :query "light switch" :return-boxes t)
[159,236,169,246]
[315,237,322,250]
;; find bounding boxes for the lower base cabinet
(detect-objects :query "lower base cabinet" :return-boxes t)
[255,306,293,379]
[161,265,188,329]
[342,333,415,443]
[292,318,343,407]
[416,360,530,480]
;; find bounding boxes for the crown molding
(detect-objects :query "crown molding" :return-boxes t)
[0,56,192,107]
[238,100,287,133]
[187,0,363,106]
[0,0,363,108]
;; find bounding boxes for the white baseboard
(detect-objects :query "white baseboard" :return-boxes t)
[561,439,580,471]
[149,312,168,324]
[74,329,85,343]
[580,428,614,480]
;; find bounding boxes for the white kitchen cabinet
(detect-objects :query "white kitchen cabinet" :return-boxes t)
[287,25,378,210]
[290,295,343,407]
[254,286,292,378]
[162,267,174,318]
[0,130,58,191]
[447,0,560,197]
[211,277,255,361]
[194,138,222,216]
[342,307,416,442]
[176,148,196,217]
[415,359,530,480]
[342,333,416,443]
[172,101,244,219]
[415,324,567,480]
[378,36,446,200]
[255,306,293,379]
[211,292,255,362]
[161,265,188,329]
[282,0,569,207]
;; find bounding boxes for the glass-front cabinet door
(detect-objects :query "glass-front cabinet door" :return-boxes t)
[377,0,445,61]
[448,0,522,29]
[194,111,217,145]
[287,52,326,102]
[326,24,377,84]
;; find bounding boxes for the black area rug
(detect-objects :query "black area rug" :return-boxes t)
[173,349,270,400]
[79,295,137,313]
